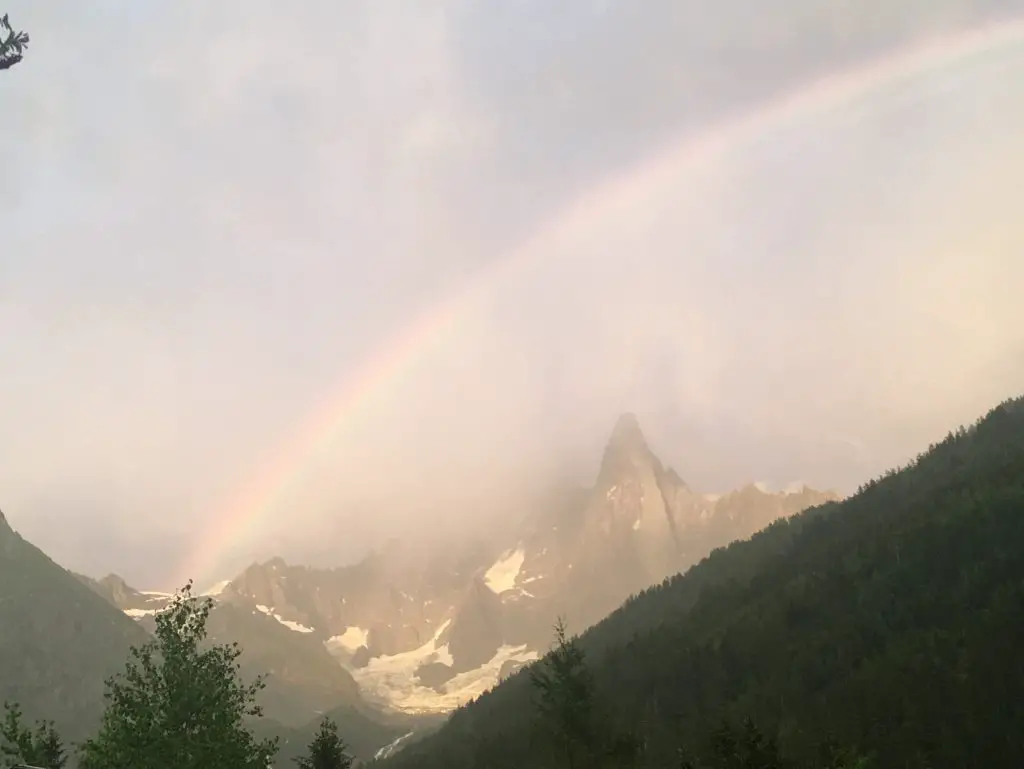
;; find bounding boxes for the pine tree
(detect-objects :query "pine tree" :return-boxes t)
[529,617,595,769]
[78,581,278,769]
[294,716,353,769]
[708,719,787,769]
[819,736,874,769]
[677,746,703,769]
[0,701,66,769]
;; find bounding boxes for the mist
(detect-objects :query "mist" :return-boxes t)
[2,0,1023,588]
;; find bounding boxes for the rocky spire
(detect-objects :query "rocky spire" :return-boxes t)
[597,412,657,482]
[608,412,646,449]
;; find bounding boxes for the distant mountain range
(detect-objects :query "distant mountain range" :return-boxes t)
[1,413,835,762]
[81,414,835,715]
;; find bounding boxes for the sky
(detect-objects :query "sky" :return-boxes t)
[2,0,1024,588]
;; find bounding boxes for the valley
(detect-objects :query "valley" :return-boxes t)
[6,396,1024,768]
[2,413,835,762]
[49,415,831,733]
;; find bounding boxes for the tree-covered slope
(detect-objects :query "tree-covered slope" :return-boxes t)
[0,512,152,742]
[385,396,1024,769]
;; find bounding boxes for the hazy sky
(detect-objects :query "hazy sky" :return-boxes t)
[2,0,1024,588]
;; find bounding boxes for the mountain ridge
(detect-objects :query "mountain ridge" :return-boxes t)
[88,414,836,717]
[1,412,842,765]
[382,395,1024,769]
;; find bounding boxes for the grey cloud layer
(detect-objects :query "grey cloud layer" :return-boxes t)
[1,0,1023,586]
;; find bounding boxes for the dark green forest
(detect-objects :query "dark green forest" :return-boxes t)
[383,396,1024,769]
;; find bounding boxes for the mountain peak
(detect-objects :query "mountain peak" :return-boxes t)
[0,509,12,544]
[610,412,646,447]
[99,573,130,588]
[598,413,655,481]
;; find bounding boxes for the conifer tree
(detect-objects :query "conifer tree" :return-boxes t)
[708,718,786,769]
[819,736,875,769]
[0,701,66,769]
[294,716,353,769]
[529,617,595,769]
[78,581,277,769]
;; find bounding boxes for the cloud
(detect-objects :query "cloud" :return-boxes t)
[1,0,1023,586]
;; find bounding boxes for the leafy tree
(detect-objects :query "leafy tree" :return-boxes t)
[529,617,595,769]
[78,581,278,769]
[0,701,66,769]
[295,716,353,769]
[0,14,29,71]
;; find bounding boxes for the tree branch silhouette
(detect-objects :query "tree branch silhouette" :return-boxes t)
[0,13,30,71]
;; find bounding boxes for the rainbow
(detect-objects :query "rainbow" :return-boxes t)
[176,16,1024,589]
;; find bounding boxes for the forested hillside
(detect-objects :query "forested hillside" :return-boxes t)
[0,512,151,742]
[385,396,1024,769]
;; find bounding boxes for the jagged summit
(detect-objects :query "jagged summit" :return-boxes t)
[608,412,647,450]
[598,412,657,481]
[0,509,20,546]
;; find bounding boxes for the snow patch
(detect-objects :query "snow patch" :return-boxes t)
[326,626,370,653]
[484,548,525,594]
[632,517,641,531]
[375,732,415,761]
[254,604,314,633]
[753,481,772,493]
[124,608,158,618]
[276,617,315,633]
[351,619,538,714]
[434,643,454,667]
[782,480,807,494]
